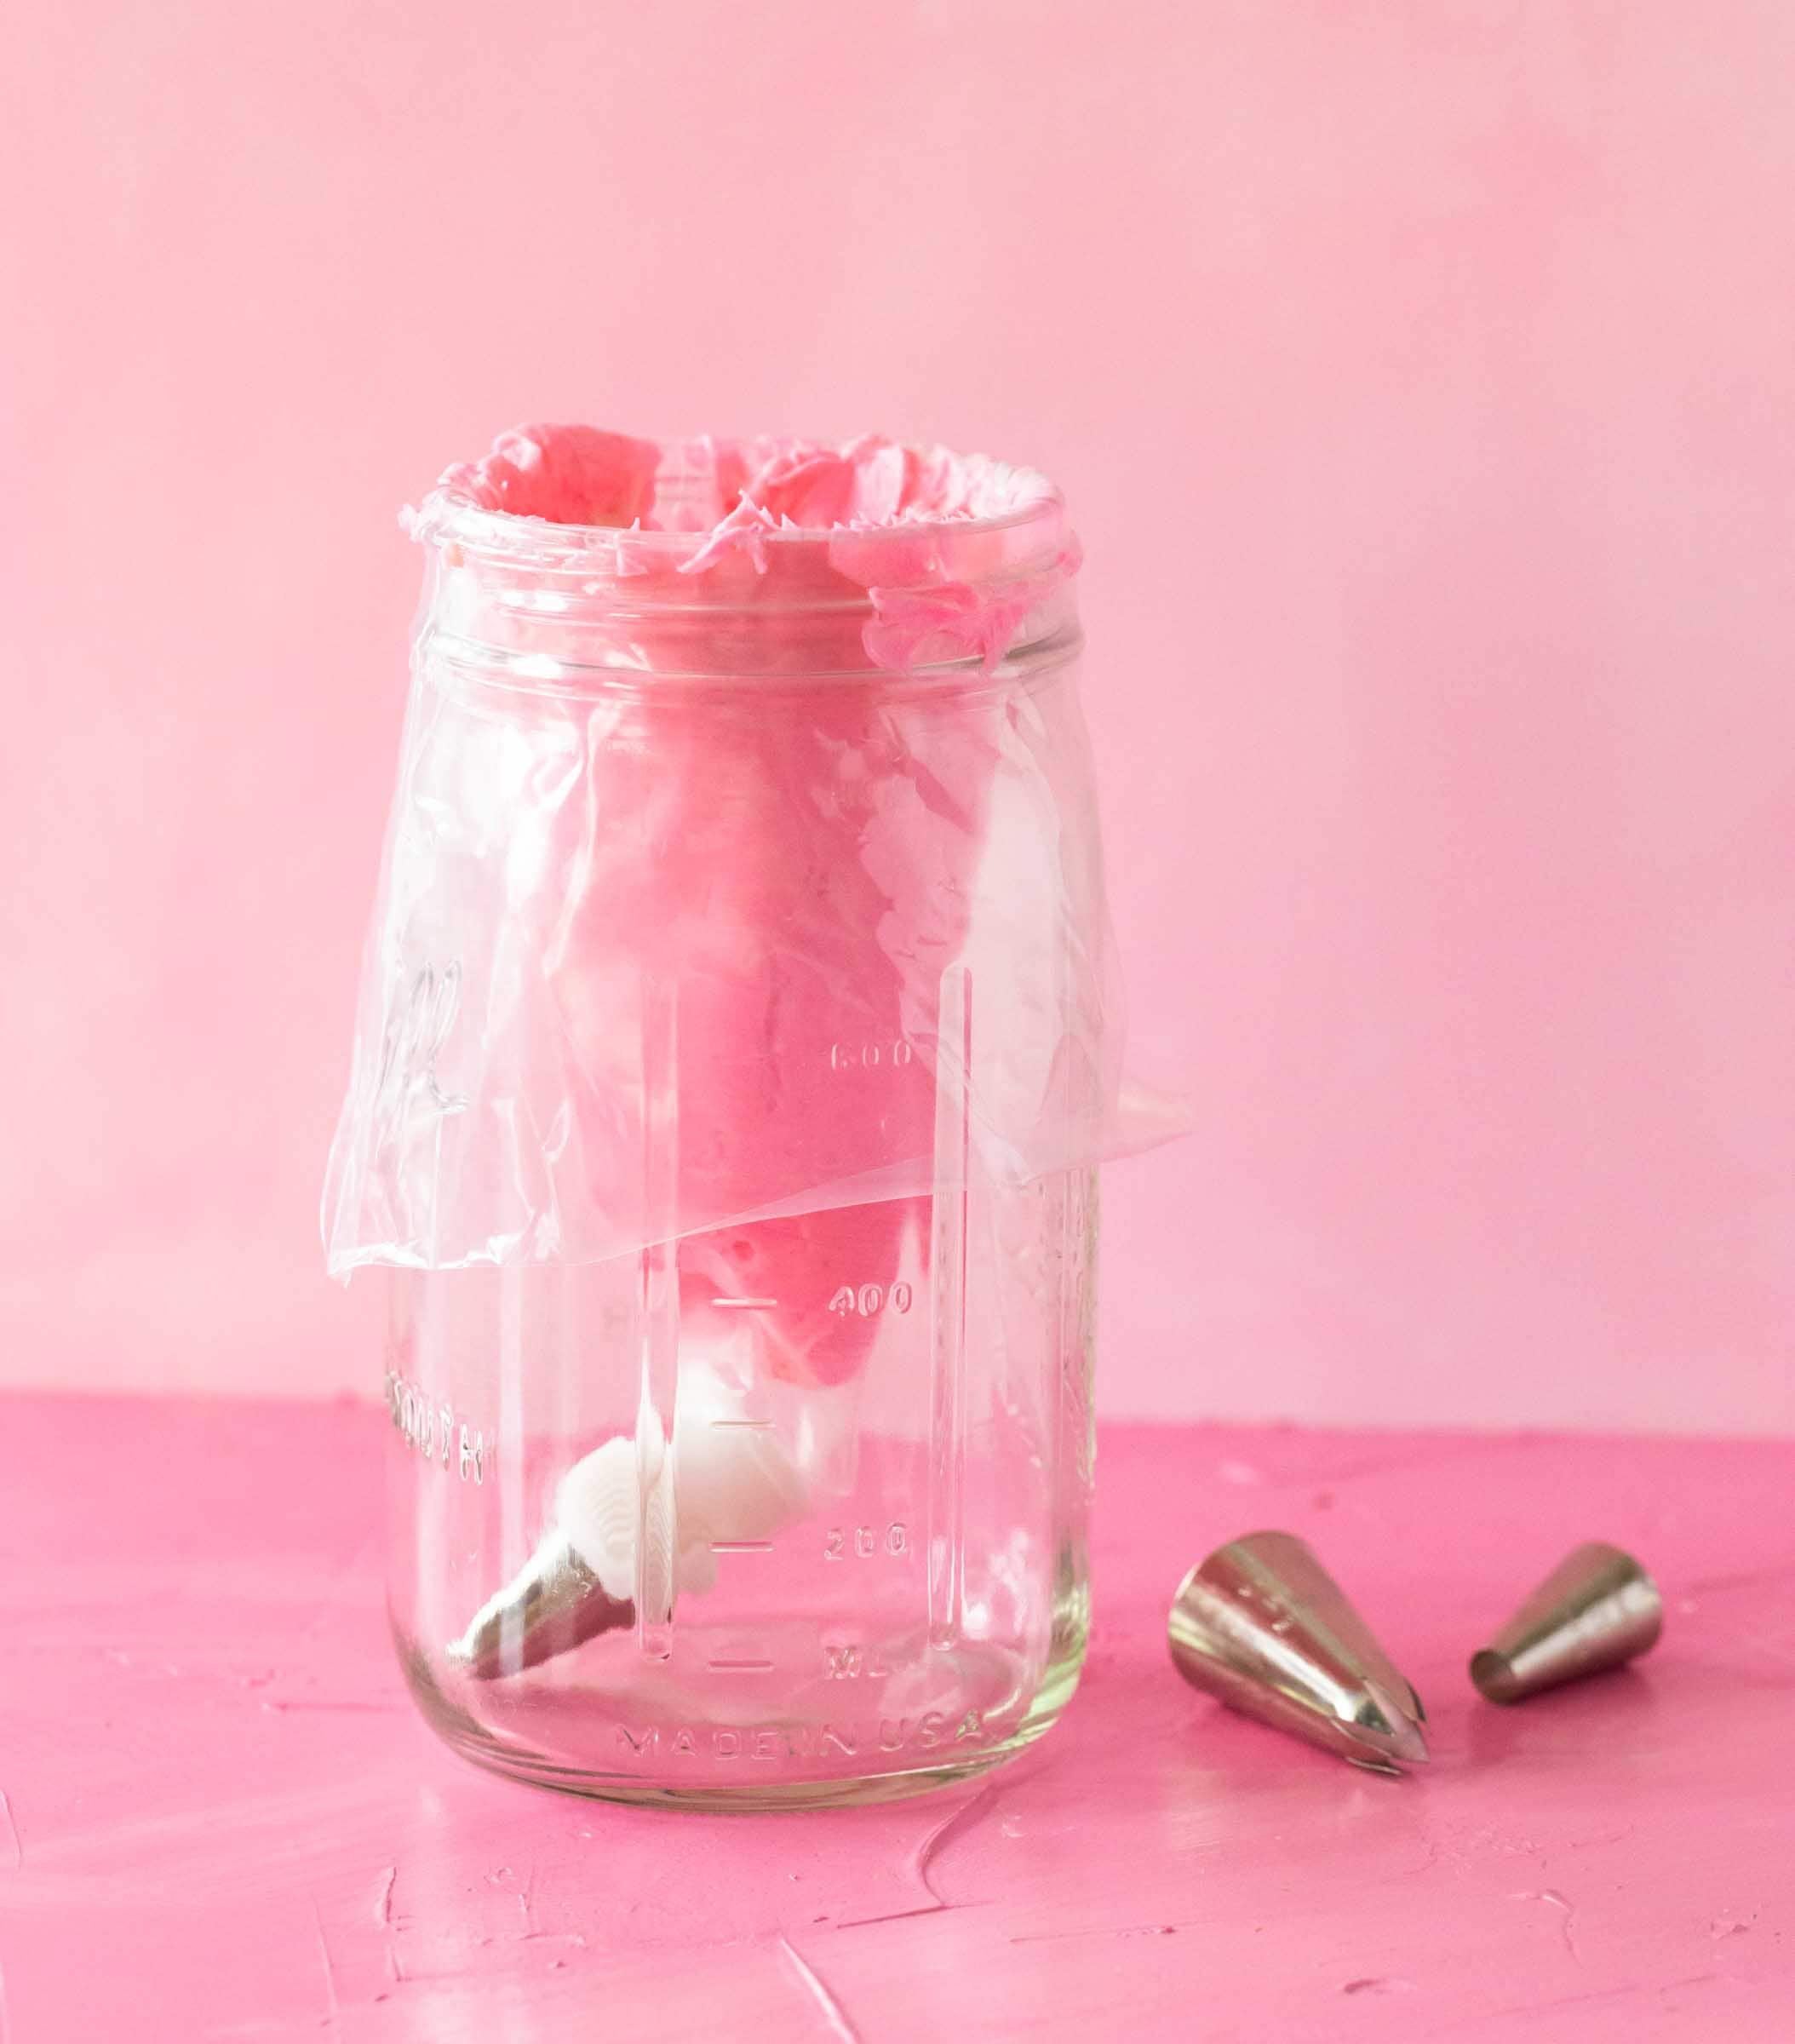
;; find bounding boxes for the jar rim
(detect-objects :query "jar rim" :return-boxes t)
[404,427,1068,573]
[410,478,1069,568]
[406,430,1079,678]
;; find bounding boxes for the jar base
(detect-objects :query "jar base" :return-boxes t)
[398,1627,1084,1811]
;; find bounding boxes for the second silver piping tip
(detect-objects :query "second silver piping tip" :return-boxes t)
[1470,1542,1661,1703]
[1169,1530,1429,1774]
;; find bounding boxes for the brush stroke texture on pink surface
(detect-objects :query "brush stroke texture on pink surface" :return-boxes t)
[3,1396,1793,2039]
[4,3,1794,1427]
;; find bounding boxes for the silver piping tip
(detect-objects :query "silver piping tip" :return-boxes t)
[446,1529,634,1680]
[1355,1678,1431,1767]
[1471,1542,1661,1703]
[1169,1530,1430,1773]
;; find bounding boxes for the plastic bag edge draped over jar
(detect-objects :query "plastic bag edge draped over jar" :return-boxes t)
[322,434,1186,1282]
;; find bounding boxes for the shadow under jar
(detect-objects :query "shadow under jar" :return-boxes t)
[326,428,1140,1807]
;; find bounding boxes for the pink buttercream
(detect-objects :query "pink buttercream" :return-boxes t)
[437,425,663,529]
[433,423,1056,544]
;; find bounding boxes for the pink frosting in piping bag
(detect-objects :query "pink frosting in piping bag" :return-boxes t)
[330,424,1110,1395]
[448,428,1067,1387]
[436,423,1054,537]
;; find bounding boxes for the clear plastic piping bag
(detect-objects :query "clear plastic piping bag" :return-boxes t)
[324,432,1186,1385]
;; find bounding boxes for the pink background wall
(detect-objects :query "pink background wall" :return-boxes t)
[7,3,1792,1430]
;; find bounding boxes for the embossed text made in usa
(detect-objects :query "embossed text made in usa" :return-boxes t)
[612,1709,988,1764]
[384,1368,489,1484]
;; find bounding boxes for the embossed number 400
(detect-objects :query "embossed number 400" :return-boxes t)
[827,1281,913,1318]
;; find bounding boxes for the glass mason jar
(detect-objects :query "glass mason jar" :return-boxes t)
[325,430,1158,1807]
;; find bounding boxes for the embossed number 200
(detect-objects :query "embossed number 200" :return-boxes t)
[824,1523,909,1561]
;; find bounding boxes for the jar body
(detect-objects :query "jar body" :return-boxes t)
[387,1168,1096,1806]
[329,461,1147,1805]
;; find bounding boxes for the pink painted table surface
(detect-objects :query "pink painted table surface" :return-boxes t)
[3,1398,1792,2041]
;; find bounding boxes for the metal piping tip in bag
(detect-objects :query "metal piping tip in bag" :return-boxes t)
[1470,1542,1661,1703]
[1168,1531,1429,1774]
[447,1376,810,1679]
[446,1529,634,1679]
[446,1432,656,1679]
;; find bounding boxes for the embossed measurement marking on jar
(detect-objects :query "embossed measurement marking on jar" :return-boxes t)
[710,1296,779,1310]
[823,1643,893,1680]
[707,1416,776,1431]
[707,1656,776,1674]
[372,962,468,1150]
[383,1369,488,1484]
[824,1523,909,1560]
[827,1281,914,1318]
[829,1037,915,1072]
[708,1540,775,1555]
